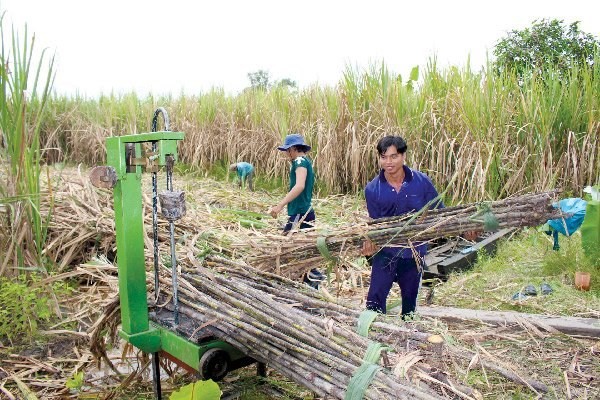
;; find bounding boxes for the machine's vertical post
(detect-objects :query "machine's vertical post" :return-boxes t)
[106,137,150,334]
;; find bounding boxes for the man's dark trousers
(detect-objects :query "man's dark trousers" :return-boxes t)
[366,254,422,316]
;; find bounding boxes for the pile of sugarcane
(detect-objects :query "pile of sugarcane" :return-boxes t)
[31,168,562,282]
[149,254,549,399]
[245,190,562,276]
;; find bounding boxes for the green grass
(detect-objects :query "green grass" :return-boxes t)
[543,232,598,280]
[431,228,600,315]
[176,161,286,193]
[92,366,313,400]
[0,275,74,344]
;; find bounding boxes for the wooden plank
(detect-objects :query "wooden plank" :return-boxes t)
[419,306,600,337]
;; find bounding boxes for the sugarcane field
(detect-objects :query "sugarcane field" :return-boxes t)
[2,5,600,400]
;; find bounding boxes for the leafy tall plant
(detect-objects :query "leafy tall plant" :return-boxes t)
[0,10,55,274]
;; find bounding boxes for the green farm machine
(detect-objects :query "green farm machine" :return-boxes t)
[90,109,263,399]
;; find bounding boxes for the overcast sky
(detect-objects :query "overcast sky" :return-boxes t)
[2,0,599,97]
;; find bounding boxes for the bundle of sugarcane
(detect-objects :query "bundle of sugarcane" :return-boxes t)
[147,253,550,398]
[198,256,549,394]
[157,254,474,399]
[245,190,562,276]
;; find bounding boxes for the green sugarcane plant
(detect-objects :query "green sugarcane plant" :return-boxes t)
[581,185,600,266]
[0,10,55,274]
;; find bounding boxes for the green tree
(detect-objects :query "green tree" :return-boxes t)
[492,19,600,79]
[247,69,270,90]
[274,78,297,89]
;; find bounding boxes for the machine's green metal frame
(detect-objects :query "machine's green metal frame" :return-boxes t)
[106,131,244,371]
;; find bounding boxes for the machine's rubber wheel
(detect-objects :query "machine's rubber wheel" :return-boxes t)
[199,348,230,381]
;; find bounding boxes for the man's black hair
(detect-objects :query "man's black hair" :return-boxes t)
[376,136,407,155]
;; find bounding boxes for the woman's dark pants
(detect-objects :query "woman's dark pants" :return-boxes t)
[283,211,323,288]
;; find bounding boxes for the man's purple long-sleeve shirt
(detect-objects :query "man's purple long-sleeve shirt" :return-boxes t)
[365,165,443,259]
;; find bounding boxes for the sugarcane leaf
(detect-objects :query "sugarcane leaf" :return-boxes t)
[65,371,84,390]
[316,236,337,262]
[392,350,423,378]
[169,379,220,400]
[583,185,600,201]
[12,375,39,400]
[239,218,267,229]
[386,298,401,310]
[409,65,419,81]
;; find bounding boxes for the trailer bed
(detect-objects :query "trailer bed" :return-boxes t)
[423,228,516,280]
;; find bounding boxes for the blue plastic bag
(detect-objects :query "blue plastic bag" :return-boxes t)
[547,198,588,236]
[545,198,587,250]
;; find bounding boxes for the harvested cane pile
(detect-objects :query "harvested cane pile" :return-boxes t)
[245,191,563,277]
[27,167,562,283]
[27,166,262,271]
[142,253,551,400]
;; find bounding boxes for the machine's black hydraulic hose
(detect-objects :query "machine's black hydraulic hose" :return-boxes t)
[151,108,170,301]
[152,106,170,132]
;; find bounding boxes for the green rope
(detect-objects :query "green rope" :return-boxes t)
[363,341,388,363]
[316,236,337,262]
[346,316,390,398]
[344,363,381,400]
[317,236,338,284]
[468,202,499,231]
[356,310,379,337]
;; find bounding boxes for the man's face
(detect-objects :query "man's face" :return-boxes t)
[379,145,405,175]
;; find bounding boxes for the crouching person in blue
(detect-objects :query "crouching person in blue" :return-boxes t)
[361,136,443,319]
[229,161,255,191]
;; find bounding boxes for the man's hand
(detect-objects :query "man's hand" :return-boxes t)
[462,230,480,241]
[361,239,379,256]
[269,204,283,218]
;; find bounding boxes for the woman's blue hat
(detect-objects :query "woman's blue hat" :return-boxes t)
[277,133,311,151]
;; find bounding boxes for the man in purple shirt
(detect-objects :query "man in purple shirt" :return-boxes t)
[362,136,443,319]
